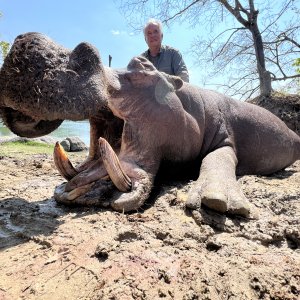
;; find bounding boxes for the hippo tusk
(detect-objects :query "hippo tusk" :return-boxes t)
[53,142,78,181]
[99,137,132,192]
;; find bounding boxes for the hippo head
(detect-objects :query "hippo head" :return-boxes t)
[53,56,186,211]
[0,32,118,137]
[109,56,183,123]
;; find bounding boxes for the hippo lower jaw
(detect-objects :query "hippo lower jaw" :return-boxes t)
[54,138,132,192]
[53,137,150,212]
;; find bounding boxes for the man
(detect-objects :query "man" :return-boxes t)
[141,19,189,82]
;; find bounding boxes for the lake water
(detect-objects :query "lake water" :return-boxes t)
[0,120,90,145]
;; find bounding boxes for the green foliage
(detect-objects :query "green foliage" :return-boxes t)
[292,59,300,91]
[0,40,10,59]
[0,12,10,62]
[293,58,300,74]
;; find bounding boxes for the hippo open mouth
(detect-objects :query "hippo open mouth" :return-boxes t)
[53,129,155,212]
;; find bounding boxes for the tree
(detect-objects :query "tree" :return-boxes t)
[0,12,9,63]
[293,57,300,92]
[0,40,10,61]
[117,0,300,99]
[294,58,300,74]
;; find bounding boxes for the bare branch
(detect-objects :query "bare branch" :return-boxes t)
[272,74,300,81]
[277,34,300,49]
[213,28,246,61]
[218,0,248,27]
[209,26,246,48]
[236,0,251,17]
[261,0,294,34]
[163,0,202,23]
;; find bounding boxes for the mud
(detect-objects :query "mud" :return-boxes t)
[0,152,299,300]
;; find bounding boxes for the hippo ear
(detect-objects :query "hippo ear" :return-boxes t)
[127,56,156,71]
[164,74,183,90]
[69,42,102,74]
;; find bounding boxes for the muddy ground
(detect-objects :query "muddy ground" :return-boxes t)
[0,150,299,300]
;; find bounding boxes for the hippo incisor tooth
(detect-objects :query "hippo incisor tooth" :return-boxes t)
[53,142,78,181]
[99,137,132,192]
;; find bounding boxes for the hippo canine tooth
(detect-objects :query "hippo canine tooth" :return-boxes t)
[99,137,132,192]
[53,142,78,181]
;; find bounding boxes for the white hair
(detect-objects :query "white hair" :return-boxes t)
[143,19,163,36]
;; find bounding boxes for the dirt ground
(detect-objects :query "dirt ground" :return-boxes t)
[0,150,299,300]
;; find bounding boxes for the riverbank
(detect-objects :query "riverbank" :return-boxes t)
[0,120,90,145]
[0,149,299,299]
[0,135,88,157]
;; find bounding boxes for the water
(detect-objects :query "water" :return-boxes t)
[0,120,90,145]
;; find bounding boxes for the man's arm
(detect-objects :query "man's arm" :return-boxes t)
[172,50,189,83]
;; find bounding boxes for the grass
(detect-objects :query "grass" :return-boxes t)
[0,140,54,157]
[0,140,88,160]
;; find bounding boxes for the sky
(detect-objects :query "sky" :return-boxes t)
[0,0,202,85]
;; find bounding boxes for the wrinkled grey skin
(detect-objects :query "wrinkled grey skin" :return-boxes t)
[0,32,122,143]
[105,57,300,216]
[1,33,299,217]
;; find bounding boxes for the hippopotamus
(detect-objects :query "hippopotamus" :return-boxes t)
[0,32,299,217]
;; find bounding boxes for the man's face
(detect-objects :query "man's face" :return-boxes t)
[145,24,163,48]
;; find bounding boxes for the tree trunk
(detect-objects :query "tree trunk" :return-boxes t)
[249,21,272,97]
[219,0,273,97]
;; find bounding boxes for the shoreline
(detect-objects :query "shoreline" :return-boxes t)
[0,135,59,145]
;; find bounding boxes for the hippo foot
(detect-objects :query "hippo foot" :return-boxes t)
[186,178,250,217]
[202,178,250,217]
[186,146,251,218]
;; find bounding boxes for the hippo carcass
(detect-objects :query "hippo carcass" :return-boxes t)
[0,33,299,217]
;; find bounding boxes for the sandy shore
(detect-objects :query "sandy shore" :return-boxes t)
[0,150,299,299]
